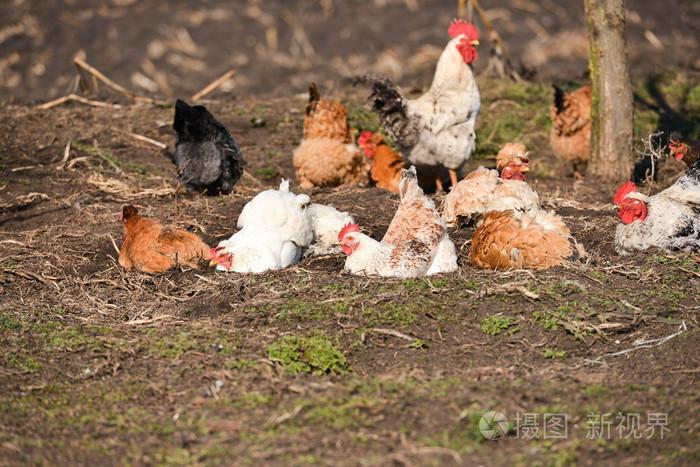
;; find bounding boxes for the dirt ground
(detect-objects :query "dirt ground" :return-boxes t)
[1,71,699,465]
[1,1,700,465]
[1,0,699,103]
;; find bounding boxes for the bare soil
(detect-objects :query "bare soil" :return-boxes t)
[1,73,699,466]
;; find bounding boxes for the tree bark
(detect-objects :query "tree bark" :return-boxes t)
[584,0,634,182]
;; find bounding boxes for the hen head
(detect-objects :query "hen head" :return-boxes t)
[338,223,361,256]
[358,131,376,158]
[358,131,386,158]
[668,134,689,161]
[209,247,234,270]
[496,143,530,181]
[448,19,479,65]
[613,181,648,225]
[120,205,139,224]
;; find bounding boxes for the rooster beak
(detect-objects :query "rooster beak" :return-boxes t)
[470,40,480,46]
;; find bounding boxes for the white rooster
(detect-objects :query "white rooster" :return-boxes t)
[210,180,313,273]
[614,160,700,255]
[356,20,480,191]
[339,166,458,277]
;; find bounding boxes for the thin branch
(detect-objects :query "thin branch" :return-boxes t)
[191,69,236,101]
[35,93,122,111]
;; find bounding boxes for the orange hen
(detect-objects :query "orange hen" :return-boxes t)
[357,131,404,194]
[469,210,576,270]
[550,84,591,175]
[293,83,368,189]
[118,206,211,273]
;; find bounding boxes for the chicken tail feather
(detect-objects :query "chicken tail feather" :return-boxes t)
[354,74,416,147]
[399,166,423,201]
[552,84,566,114]
[306,82,320,115]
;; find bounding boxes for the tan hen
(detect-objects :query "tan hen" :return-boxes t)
[292,83,368,189]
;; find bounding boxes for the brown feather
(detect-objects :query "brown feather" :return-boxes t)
[469,210,573,270]
[369,134,403,194]
[119,209,210,274]
[550,85,591,167]
[293,84,369,188]
[383,175,444,270]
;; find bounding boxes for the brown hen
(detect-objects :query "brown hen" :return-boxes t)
[293,83,368,189]
[550,84,591,176]
[469,210,575,270]
[358,131,404,194]
[118,206,211,273]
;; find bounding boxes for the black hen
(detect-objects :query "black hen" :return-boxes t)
[170,99,245,195]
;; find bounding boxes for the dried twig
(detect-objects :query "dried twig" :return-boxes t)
[123,131,167,150]
[57,140,71,170]
[35,93,122,111]
[369,328,414,341]
[191,69,236,101]
[471,0,523,81]
[585,321,688,364]
[73,57,162,105]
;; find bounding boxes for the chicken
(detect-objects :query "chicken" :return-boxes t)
[669,133,699,168]
[170,99,246,195]
[356,20,480,191]
[118,205,210,273]
[338,166,457,277]
[441,143,539,226]
[210,180,313,273]
[306,203,355,256]
[357,131,403,194]
[469,210,575,270]
[550,84,591,176]
[613,160,700,255]
[292,83,368,189]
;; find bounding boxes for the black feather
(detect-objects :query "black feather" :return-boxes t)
[354,74,418,147]
[685,156,700,182]
[306,82,320,116]
[171,99,246,196]
[552,84,566,114]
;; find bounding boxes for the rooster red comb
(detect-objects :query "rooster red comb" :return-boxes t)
[613,181,638,205]
[338,223,360,242]
[358,131,373,146]
[448,19,479,40]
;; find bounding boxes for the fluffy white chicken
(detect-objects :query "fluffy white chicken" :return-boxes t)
[441,143,540,226]
[306,203,354,256]
[210,180,313,273]
[613,161,700,255]
[339,166,457,277]
[356,20,480,191]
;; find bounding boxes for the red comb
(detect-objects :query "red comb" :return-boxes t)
[613,181,637,205]
[338,223,360,242]
[448,19,479,40]
[358,131,373,146]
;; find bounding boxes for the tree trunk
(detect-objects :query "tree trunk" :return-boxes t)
[584,0,634,182]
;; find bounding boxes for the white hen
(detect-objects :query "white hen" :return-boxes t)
[339,166,458,277]
[306,203,354,256]
[211,180,313,273]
